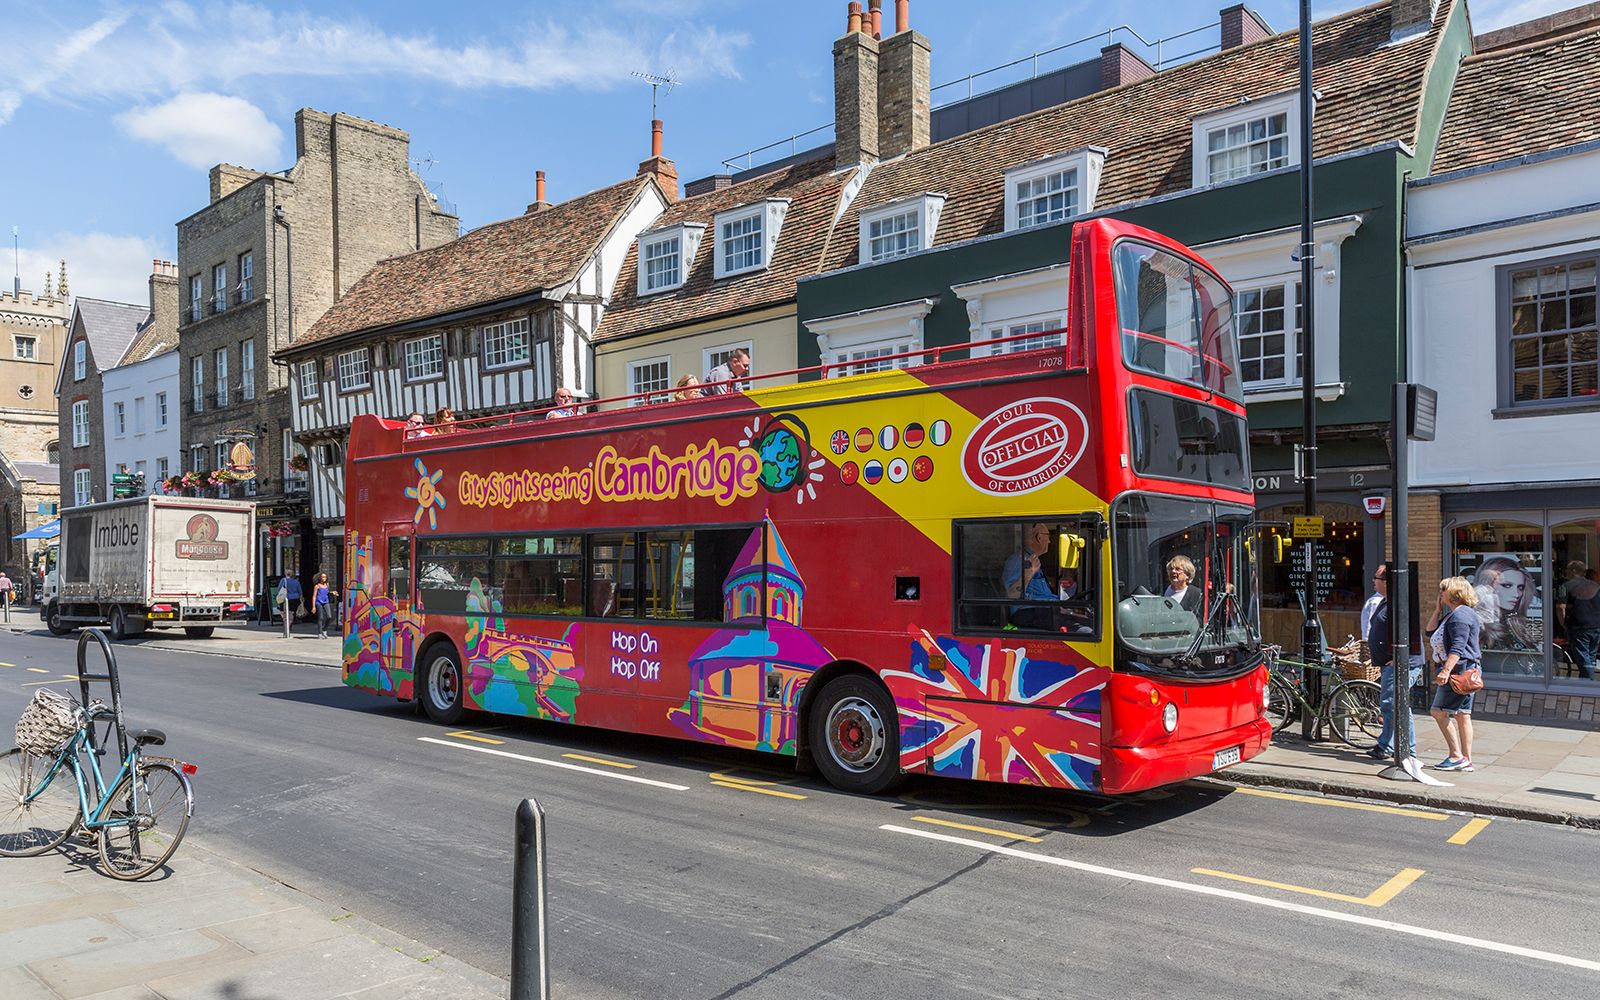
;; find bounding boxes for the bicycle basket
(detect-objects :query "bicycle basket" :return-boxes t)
[1334,655,1381,682]
[15,687,84,756]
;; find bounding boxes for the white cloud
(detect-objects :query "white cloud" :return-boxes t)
[116,93,284,168]
[0,5,750,125]
[14,232,168,309]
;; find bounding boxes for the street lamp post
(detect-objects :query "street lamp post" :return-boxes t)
[1296,0,1324,737]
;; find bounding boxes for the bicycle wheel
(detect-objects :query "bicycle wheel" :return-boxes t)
[1328,680,1383,749]
[1265,676,1298,734]
[97,759,192,880]
[0,748,81,857]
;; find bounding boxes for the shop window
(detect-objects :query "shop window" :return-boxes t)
[1256,503,1367,651]
[1551,518,1600,685]
[1452,521,1545,681]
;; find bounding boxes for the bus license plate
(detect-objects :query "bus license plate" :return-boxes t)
[1213,746,1242,770]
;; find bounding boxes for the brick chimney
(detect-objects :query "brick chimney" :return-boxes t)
[1390,0,1438,43]
[637,119,680,203]
[834,2,881,168]
[685,174,734,197]
[526,170,552,214]
[1099,43,1155,88]
[1219,5,1273,50]
[878,0,931,159]
[148,260,179,343]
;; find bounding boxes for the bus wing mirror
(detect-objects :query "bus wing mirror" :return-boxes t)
[1058,532,1086,571]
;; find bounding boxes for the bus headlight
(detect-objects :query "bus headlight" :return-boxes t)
[1161,702,1178,733]
[1262,684,1271,714]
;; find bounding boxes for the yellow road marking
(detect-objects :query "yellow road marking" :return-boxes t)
[562,753,636,769]
[711,779,807,800]
[1230,786,1450,821]
[912,816,1044,843]
[26,667,49,674]
[445,729,505,745]
[1192,866,1425,907]
[0,661,16,666]
[1448,817,1491,846]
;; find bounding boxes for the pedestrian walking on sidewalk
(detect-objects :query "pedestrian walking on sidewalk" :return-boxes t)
[1430,576,1483,772]
[0,571,12,622]
[1364,563,1417,762]
[313,573,338,639]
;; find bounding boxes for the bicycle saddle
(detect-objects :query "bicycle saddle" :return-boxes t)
[132,728,166,747]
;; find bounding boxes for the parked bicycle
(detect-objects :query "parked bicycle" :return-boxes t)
[1262,643,1383,749]
[1,629,195,879]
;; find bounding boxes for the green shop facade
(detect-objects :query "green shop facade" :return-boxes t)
[798,141,1436,651]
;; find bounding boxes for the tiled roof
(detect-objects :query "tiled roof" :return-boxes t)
[597,156,855,343]
[122,320,174,366]
[14,461,59,485]
[287,177,651,351]
[818,0,1448,273]
[74,299,148,370]
[1433,26,1600,174]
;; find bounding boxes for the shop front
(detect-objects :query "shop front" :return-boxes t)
[254,499,312,621]
[1442,484,1600,720]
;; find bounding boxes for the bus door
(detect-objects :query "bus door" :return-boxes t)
[380,520,416,697]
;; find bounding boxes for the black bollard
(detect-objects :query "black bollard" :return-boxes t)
[511,798,550,1000]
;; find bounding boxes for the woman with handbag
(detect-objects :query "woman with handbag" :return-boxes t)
[1430,576,1484,772]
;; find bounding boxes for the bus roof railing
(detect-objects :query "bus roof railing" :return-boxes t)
[399,326,1081,447]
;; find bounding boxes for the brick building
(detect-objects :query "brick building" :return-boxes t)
[54,297,151,508]
[176,108,457,606]
[0,263,69,464]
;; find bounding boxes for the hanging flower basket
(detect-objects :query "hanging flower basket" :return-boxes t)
[288,454,309,472]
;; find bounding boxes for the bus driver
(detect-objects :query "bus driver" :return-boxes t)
[1004,524,1057,628]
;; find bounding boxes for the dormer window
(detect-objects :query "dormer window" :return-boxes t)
[637,223,705,295]
[1192,91,1300,187]
[713,200,790,279]
[1004,147,1105,233]
[859,194,946,264]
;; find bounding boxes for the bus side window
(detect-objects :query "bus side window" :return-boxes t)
[387,537,410,602]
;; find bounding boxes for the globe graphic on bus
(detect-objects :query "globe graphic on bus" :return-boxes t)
[757,423,804,493]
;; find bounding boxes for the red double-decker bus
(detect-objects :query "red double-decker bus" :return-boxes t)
[341,218,1269,794]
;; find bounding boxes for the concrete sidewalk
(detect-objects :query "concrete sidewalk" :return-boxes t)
[1219,712,1600,828]
[1,837,506,1000]
[0,610,343,669]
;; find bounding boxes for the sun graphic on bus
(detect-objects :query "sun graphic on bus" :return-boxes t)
[404,458,446,530]
[740,413,826,505]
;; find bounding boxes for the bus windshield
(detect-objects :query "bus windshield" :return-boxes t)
[1113,494,1257,661]
[1115,240,1242,401]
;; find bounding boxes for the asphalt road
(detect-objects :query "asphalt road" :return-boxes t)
[4,626,1598,999]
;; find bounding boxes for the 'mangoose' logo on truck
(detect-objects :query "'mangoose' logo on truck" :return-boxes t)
[175,514,229,560]
[961,397,1089,495]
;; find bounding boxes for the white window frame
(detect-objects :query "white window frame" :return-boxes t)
[189,444,205,474]
[156,391,168,428]
[714,200,789,279]
[858,193,946,264]
[403,334,444,383]
[212,263,227,313]
[637,224,705,295]
[241,339,255,400]
[73,469,91,507]
[156,456,169,482]
[214,347,229,407]
[952,263,1070,358]
[482,317,531,370]
[71,400,89,447]
[192,355,204,413]
[14,335,36,360]
[702,342,754,388]
[806,299,936,378]
[214,440,231,497]
[628,356,672,406]
[1233,279,1303,390]
[1003,147,1104,233]
[72,340,85,381]
[113,401,126,437]
[133,396,145,434]
[1191,91,1301,188]
[336,347,372,393]
[189,275,202,323]
[299,360,320,400]
[238,252,254,302]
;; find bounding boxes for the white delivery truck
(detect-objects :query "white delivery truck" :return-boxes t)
[46,496,256,640]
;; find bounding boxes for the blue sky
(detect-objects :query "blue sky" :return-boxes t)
[0,0,1569,305]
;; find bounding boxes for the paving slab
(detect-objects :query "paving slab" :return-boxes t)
[0,914,132,968]
[145,933,427,1000]
[28,928,251,999]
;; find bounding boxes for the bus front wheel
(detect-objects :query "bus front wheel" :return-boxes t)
[809,675,904,795]
[420,645,465,725]
[46,603,73,637]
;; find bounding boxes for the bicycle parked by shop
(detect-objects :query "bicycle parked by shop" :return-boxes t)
[0,629,195,879]
[1262,643,1384,749]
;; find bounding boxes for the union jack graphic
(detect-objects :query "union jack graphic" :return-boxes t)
[830,429,850,454]
[887,629,1104,790]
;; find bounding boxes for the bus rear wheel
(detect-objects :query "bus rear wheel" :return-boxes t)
[420,645,465,725]
[809,675,904,795]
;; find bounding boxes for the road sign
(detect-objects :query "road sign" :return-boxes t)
[1291,515,1324,538]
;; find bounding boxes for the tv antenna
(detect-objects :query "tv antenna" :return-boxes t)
[412,151,440,174]
[631,69,680,118]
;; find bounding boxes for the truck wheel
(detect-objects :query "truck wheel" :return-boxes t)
[420,645,466,725]
[108,606,129,641]
[807,674,905,795]
[46,603,73,636]
[184,627,215,639]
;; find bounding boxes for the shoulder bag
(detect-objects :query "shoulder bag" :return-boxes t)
[1448,664,1484,694]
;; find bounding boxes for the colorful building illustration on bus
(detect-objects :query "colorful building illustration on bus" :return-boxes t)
[670,521,832,752]
[343,531,422,698]
[461,579,582,724]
